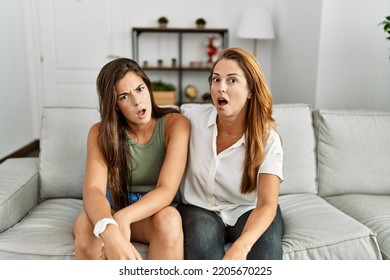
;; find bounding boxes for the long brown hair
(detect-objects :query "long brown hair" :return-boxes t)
[96,58,179,209]
[209,48,276,194]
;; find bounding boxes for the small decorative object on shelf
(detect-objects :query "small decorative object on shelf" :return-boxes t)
[184,85,198,102]
[207,36,218,67]
[195,18,206,29]
[189,61,202,68]
[171,58,177,68]
[158,16,169,28]
[143,60,148,68]
[151,80,176,105]
[157,59,163,67]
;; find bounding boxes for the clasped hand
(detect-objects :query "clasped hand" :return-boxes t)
[100,212,142,260]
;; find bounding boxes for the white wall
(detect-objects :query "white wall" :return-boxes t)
[271,0,323,106]
[315,0,390,110]
[0,0,35,159]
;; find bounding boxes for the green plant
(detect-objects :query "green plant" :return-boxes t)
[379,16,390,40]
[201,92,212,103]
[151,80,176,91]
[158,16,169,24]
[196,18,206,25]
[171,58,177,67]
[379,16,390,59]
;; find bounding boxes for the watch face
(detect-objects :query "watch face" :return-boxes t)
[97,222,104,232]
[94,218,117,238]
[94,220,104,237]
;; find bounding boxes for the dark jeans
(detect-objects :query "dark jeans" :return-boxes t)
[177,203,284,260]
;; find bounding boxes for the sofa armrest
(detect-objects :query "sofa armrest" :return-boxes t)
[0,158,39,233]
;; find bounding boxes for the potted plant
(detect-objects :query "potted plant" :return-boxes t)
[379,15,390,59]
[171,58,177,68]
[158,16,169,28]
[151,80,176,91]
[201,92,212,103]
[196,18,206,29]
[151,80,176,105]
[142,60,148,68]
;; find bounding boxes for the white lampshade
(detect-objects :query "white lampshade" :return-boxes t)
[237,6,275,40]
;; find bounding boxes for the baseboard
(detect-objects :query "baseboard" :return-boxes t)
[0,139,40,164]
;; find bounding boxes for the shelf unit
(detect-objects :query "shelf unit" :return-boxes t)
[132,27,229,105]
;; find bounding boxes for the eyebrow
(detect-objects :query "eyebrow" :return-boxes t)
[212,72,240,77]
[134,83,144,90]
[117,83,144,97]
[117,92,128,98]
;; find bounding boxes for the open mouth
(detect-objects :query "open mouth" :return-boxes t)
[137,108,146,117]
[218,98,228,106]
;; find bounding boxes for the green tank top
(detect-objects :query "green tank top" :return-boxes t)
[127,117,166,193]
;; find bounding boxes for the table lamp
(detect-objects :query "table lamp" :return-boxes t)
[237,6,275,57]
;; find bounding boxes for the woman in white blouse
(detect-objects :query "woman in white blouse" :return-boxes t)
[178,47,284,260]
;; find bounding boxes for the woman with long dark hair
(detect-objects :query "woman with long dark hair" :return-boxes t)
[73,58,190,259]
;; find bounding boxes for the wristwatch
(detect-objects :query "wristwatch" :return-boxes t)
[93,218,118,238]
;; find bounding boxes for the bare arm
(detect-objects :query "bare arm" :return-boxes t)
[82,123,111,224]
[223,173,280,260]
[82,123,142,259]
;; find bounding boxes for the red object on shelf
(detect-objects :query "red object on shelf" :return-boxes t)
[207,36,218,63]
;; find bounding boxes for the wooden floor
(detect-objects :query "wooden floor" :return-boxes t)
[23,147,40,157]
[0,140,39,164]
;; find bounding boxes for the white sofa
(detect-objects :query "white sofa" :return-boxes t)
[0,104,389,259]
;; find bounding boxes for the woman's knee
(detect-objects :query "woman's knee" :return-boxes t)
[177,204,226,259]
[73,211,102,259]
[178,204,224,236]
[73,211,90,236]
[150,206,183,239]
[178,204,225,247]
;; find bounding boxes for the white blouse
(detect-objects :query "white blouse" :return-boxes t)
[180,105,284,226]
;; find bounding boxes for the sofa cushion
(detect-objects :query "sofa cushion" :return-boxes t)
[0,158,39,233]
[0,197,149,260]
[279,194,382,259]
[40,107,100,200]
[314,110,390,197]
[326,194,390,260]
[0,198,82,259]
[273,104,317,195]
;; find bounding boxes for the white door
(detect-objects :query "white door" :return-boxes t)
[37,0,127,107]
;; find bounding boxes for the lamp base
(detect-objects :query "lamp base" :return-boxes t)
[252,39,257,57]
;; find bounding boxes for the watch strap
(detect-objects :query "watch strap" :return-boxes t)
[93,218,118,238]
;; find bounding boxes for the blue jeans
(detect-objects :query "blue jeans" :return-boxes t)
[177,204,284,260]
[106,191,145,209]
